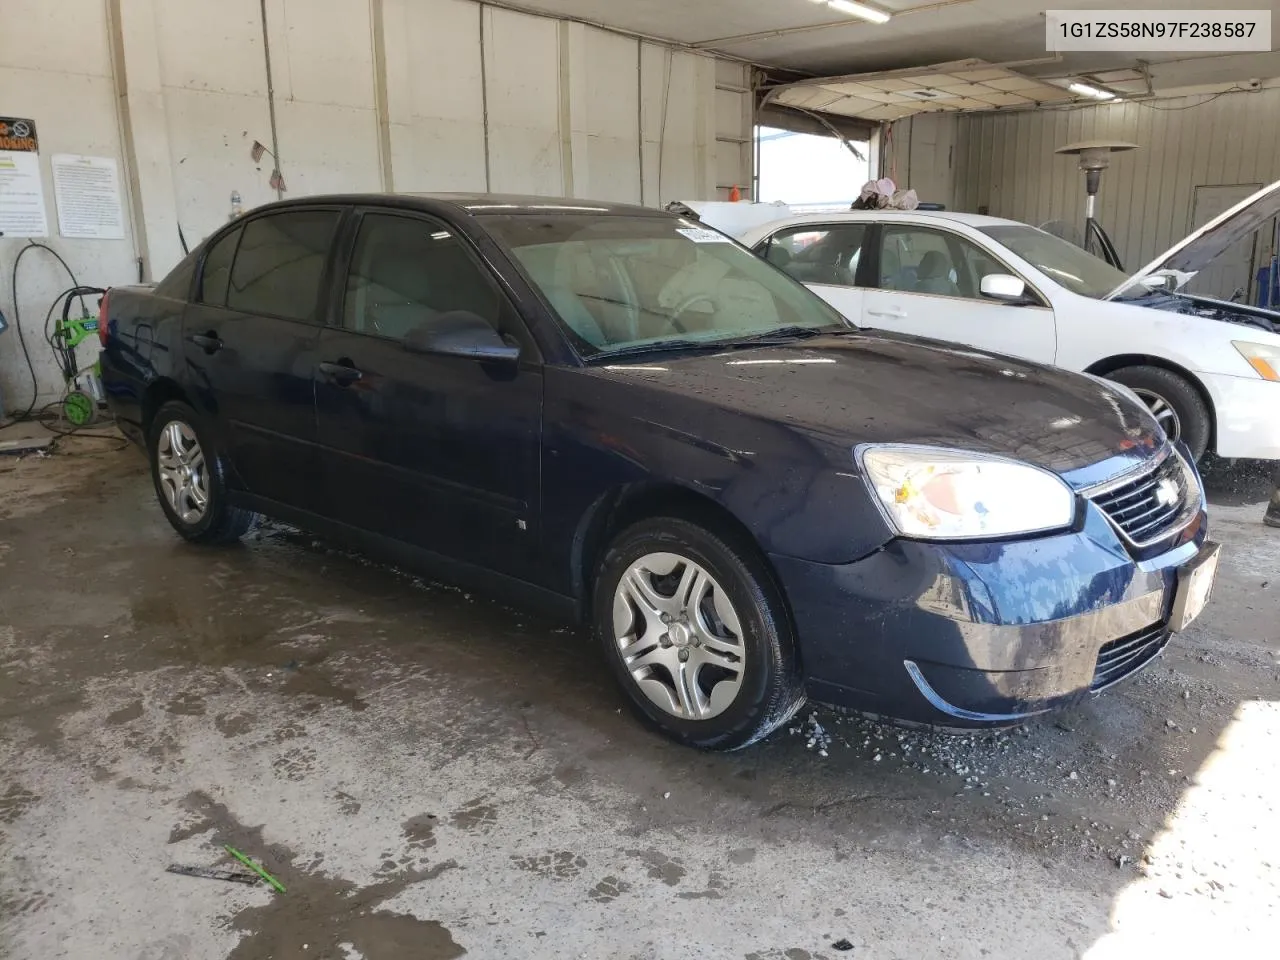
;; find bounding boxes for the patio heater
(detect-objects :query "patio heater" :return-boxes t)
[1055,140,1137,270]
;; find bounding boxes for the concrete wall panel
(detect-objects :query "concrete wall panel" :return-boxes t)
[0,0,750,405]
[583,29,641,202]
[1,0,113,75]
[383,0,486,193]
[483,8,562,194]
[269,0,376,110]
[273,100,383,196]
[0,61,136,411]
[162,88,276,241]
[153,0,266,96]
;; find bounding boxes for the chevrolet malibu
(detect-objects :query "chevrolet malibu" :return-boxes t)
[99,194,1219,750]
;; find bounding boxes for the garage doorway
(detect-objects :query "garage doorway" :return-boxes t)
[1185,183,1265,302]
[756,127,869,207]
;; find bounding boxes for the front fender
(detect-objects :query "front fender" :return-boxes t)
[1055,295,1266,380]
[538,368,893,596]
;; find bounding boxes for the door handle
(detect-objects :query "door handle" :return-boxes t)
[867,307,907,319]
[188,332,223,353]
[318,361,363,385]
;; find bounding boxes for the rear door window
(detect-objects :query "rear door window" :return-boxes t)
[760,223,868,287]
[227,210,340,320]
[879,226,958,294]
[197,226,242,306]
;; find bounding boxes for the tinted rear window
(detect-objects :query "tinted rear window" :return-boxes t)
[198,226,241,306]
[227,210,339,320]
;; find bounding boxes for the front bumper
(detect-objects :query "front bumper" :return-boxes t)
[771,500,1209,728]
[1201,371,1280,459]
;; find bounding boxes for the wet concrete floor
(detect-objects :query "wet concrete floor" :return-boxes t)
[2,440,1278,959]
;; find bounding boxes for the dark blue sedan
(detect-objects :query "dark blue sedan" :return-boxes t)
[99,194,1220,749]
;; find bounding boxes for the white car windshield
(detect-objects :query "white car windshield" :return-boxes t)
[482,214,849,358]
[980,225,1140,300]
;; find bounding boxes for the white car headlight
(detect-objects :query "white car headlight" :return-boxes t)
[1233,341,1280,381]
[857,445,1076,540]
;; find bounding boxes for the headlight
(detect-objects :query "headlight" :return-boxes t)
[857,444,1076,540]
[1233,341,1280,381]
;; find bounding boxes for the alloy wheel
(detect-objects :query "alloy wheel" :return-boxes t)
[1131,387,1182,443]
[156,421,209,524]
[612,552,746,720]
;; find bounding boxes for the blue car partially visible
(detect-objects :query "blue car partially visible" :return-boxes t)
[99,193,1219,750]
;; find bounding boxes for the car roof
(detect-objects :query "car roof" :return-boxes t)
[235,193,669,219]
[756,209,1020,230]
[416,193,664,217]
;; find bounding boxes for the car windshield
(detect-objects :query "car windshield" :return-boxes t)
[480,214,850,357]
[980,224,1139,300]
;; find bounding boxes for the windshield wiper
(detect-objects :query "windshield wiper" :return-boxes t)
[585,325,855,363]
[720,324,853,347]
[585,340,731,362]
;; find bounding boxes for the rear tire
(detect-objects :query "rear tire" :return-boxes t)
[593,517,805,750]
[149,400,257,544]
[1106,365,1211,460]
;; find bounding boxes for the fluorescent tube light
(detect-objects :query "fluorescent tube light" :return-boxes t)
[826,0,892,24]
[1068,82,1116,100]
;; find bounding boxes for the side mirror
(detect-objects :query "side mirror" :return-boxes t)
[402,311,521,363]
[979,274,1031,303]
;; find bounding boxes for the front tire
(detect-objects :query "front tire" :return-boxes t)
[149,400,257,544]
[1106,365,1212,460]
[593,517,805,750]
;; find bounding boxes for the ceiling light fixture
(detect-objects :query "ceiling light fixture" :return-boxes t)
[822,0,892,25]
[1068,81,1116,100]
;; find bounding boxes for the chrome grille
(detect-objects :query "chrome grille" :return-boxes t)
[1091,622,1169,691]
[1086,450,1199,547]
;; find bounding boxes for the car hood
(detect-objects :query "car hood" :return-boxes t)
[1107,178,1280,299]
[591,333,1165,487]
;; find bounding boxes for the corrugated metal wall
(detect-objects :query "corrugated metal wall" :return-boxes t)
[950,88,1280,274]
[884,114,960,211]
[885,89,1280,292]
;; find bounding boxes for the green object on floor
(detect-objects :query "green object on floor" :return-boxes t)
[63,390,96,427]
[224,845,286,893]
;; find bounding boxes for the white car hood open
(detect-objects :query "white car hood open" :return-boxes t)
[1107,178,1280,300]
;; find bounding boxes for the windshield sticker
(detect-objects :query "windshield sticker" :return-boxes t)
[677,227,731,244]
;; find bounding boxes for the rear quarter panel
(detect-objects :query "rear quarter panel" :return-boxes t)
[99,285,188,441]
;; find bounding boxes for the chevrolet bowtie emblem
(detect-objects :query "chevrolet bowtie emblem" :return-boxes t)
[1155,477,1179,508]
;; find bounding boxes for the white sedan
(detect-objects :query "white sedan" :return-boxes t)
[694,188,1280,461]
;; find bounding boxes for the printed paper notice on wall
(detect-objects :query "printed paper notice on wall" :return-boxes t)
[0,117,49,238]
[52,154,125,240]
